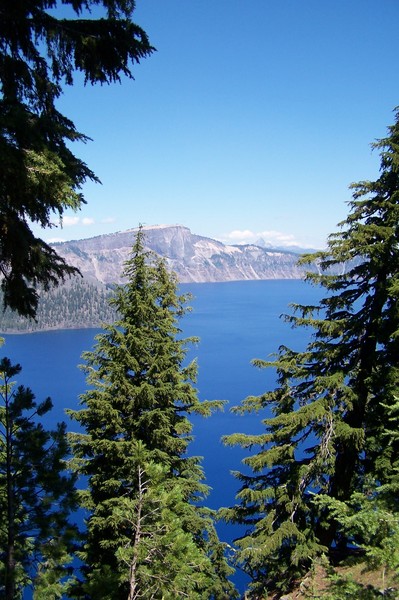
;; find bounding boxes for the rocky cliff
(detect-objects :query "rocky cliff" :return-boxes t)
[0,225,322,332]
[52,224,315,284]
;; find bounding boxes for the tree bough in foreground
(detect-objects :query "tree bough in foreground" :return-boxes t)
[0,0,153,318]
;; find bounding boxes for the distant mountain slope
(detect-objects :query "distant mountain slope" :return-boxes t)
[0,225,325,333]
[0,278,116,333]
[52,224,317,284]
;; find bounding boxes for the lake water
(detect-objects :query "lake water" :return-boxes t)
[2,279,321,596]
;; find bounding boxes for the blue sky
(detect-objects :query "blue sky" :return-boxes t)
[40,0,399,249]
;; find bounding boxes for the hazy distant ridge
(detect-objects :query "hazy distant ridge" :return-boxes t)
[52,224,315,284]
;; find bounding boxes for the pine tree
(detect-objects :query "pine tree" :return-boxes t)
[0,1,153,318]
[0,357,78,600]
[68,229,237,599]
[221,108,399,597]
[313,398,399,597]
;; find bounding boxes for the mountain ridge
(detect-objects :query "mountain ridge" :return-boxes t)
[0,225,324,332]
[51,224,319,284]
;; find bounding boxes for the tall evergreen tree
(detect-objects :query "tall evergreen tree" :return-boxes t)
[68,229,236,599]
[0,1,153,318]
[221,108,399,597]
[0,357,78,600]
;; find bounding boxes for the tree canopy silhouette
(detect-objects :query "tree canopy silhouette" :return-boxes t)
[0,0,153,318]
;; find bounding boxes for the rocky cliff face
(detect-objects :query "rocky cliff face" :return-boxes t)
[52,225,315,284]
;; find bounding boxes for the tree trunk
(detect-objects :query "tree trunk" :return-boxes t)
[128,465,145,600]
[319,271,388,550]
[5,389,16,600]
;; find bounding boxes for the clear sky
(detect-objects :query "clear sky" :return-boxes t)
[39,0,399,249]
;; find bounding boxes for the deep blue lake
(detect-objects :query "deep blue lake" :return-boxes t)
[2,279,321,596]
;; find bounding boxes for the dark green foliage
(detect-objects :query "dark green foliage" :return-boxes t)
[221,108,399,597]
[0,357,78,599]
[315,397,399,598]
[314,490,399,598]
[0,277,117,332]
[0,0,153,318]
[68,230,237,599]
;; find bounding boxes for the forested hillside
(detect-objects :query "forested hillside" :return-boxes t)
[0,278,116,333]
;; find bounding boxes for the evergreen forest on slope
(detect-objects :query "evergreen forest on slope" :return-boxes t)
[0,278,116,333]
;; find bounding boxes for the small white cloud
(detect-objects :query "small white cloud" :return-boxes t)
[47,237,66,244]
[58,215,96,228]
[101,216,116,224]
[62,216,80,227]
[258,230,297,245]
[226,229,255,241]
[222,229,300,247]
